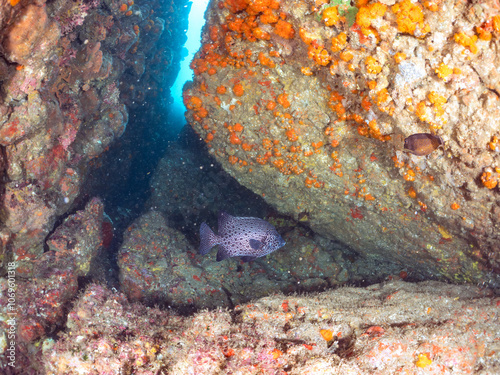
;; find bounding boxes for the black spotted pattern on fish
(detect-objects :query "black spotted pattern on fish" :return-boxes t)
[199,211,286,262]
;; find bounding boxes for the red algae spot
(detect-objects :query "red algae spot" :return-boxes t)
[364,325,385,337]
[350,207,364,220]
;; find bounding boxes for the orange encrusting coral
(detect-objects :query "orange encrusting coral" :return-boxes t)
[322,6,339,27]
[481,170,498,189]
[356,2,387,29]
[233,83,245,96]
[274,19,295,39]
[453,32,478,54]
[391,0,428,36]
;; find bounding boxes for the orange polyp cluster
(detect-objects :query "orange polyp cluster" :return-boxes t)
[493,15,500,32]
[408,186,417,198]
[394,52,406,63]
[308,45,332,66]
[423,0,440,12]
[475,24,492,41]
[391,0,428,36]
[258,52,276,68]
[229,132,242,144]
[223,0,293,44]
[365,56,382,74]
[261,9,279,24]
[301,67,313,75]
[277,93,291,108]
[435,63,453,80]
[274,19,295,39]
[205,133,214,142]
[454,32,478,54]
[428,91,446,117]
[253,27,271,40]
[322,6,339,27]
[224,0,248,13]
[403,168,416,181]
[266,100,277,110]
[489,136,499,152]
[185,95,208,122]
[246,0,280,15]
[285,128,298,142]
[356,2,387,34]
[233,83,245,96]
[415,101,429,122]
[327,91,346,120]
[120,3,128,12]
[331,32,347,52]
[339,50,353,62]
[481,169,498,189]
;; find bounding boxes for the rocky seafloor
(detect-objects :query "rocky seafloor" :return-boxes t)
[1,0,500,374]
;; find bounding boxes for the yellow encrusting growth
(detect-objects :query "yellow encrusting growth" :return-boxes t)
[435,63,453,80]
[365,56,382,74]
[331,32,347,52]
[322,6,340,27]
[428,91,447,117]
[454,32,478,54]
[493,15,500,33]
[394,52,406,63]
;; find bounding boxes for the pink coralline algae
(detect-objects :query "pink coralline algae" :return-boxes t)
[0,197,105,372]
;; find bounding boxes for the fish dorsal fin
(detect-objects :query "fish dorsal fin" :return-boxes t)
[249,239,262,250]
[216,246,231,262]
[218,211,234,236]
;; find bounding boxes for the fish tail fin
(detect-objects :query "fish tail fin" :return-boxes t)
[199,222,219,255]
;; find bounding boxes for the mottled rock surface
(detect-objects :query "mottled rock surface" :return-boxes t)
[40,281,499,374]
[118,210,379,310]
[184,0,500,285]
[0,0,189,372]
[0,0,179,277]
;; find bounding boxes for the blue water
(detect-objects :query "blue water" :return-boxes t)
[169,0,210,132]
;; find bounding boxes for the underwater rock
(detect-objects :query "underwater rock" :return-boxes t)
[117,210,359,310]
[39,280,499,374]
[46,197,105,277]
[0,0,174,280]
[185,0,500,285]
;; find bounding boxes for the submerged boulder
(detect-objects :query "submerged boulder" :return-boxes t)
[184,0,500,285]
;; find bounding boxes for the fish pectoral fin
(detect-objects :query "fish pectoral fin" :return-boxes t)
[216,246,231,261]
[240,256,257,263]
[249,239,262,250]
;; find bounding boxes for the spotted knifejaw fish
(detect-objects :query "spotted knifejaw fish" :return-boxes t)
[199,211,286,262]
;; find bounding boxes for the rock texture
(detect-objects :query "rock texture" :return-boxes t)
[0,0,181,277]
[40,281,499,374]
[0,0,189,372]
[184,0,500,285]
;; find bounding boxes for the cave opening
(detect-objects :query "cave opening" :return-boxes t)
[168,0,211,132]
